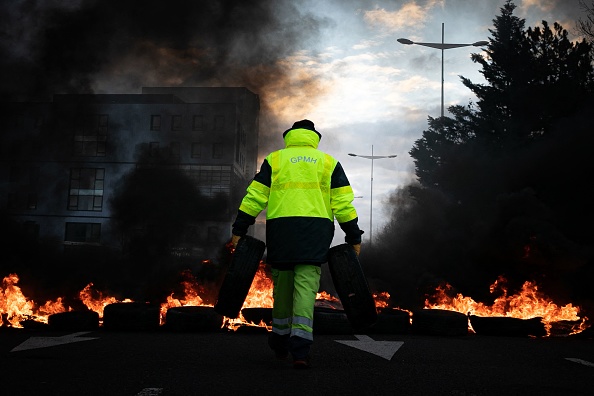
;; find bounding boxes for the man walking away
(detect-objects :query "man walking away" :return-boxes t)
[231,119,363,369]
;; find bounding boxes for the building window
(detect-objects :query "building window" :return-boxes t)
[65,222,101,243]
[213,143,224,159]
[171,115,182,131]
[73,114,108,157]
[191,143,201,158]
[214,115,225,131]
[185,165,231,197]
[68,168,104,211]
[192,115,204,131]
[150,115,161,131]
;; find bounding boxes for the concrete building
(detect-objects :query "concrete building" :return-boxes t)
[0,87,260,259]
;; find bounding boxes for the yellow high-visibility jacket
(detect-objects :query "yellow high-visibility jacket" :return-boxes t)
[232,128,362,268]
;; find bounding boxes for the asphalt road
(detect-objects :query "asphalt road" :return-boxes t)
[1,327,593,396]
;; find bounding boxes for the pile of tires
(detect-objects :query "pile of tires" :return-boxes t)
[411,309,469,336]
[368,308,411,334]
[469,315,546,337]
[102,302,160,331]
[214,236,266,319]
[327,244,377,332]
[164,306,224,332]
[48,310,99,331]
[313,307,353,335]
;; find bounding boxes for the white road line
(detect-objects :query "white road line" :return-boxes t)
[136,388,163,396]
[565,358,594,368]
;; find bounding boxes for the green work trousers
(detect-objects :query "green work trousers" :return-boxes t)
[269,264,321,359]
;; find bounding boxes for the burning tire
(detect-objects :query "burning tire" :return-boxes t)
[48,310,99,331]
[469,315,546,337]
[102,302,160,331]
[411,309,469,336]
[164,306,224,332]
[214,236,266,319]
[313,307,353,335]
[367,308,411,334]
[241,307,272,326]
[327,244,377,331]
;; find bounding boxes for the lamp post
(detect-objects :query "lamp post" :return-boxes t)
[348,145,397,249]
[397,23,488,117]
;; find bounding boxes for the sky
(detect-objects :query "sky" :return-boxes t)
[253,0,588,245]
[0,0,589,246]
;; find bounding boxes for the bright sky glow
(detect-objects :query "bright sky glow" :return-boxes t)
[264,0,586,245]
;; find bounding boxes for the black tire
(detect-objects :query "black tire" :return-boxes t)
[102,302,161,331]
[367,308,411,334]
[48,310,99,331]
[327,244,377,331]
[470,315,546,337]
[241,307,272,326]
[20,319,50,330]
[411,309,469,336]
[214,236,266,319]
[165,306,224,332]
[313,307,353,335]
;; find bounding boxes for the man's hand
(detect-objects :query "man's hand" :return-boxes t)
[352,243,361,256]
[231,234,241,248]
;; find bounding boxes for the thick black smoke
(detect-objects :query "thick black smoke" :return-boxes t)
[0,0,333,304]
[0,0,329,151]
[364,99,594,318]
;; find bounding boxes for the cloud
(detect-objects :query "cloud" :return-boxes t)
[362,0,444,34]
[519,0,557,13]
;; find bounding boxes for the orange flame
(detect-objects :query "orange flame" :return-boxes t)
[0,274,70,327]
[79,283,120,318]
[373,291,391,309]
[425,276,589,336]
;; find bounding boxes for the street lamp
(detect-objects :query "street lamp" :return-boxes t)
[348,145,397,249]
[397,23,488,118]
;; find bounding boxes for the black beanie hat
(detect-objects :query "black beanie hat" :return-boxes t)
[283,119,321,139]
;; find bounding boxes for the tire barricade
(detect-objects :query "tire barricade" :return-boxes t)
[42,305,591,338]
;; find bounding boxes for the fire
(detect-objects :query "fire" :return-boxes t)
[160,269,210,325]
[78,283,134,321]
[2,267,391,331]
[224,261,274,330]
[425,276,590,336]
[242,262,274,309]
[79,283,122,318]
[0,274,70,327]
[373,291,391,309]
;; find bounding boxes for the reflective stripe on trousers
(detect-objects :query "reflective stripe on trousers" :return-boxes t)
[271,264,321,341]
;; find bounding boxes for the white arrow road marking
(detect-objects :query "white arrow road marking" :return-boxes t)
[565,358,594,368]
[10,331,99,352]
[335,334,404,360]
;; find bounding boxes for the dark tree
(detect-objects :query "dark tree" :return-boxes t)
[577,0,594,43]
[368,1,594,312]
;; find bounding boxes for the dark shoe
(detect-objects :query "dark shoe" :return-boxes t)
[274,349,289,360]
[293,358,311,369]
